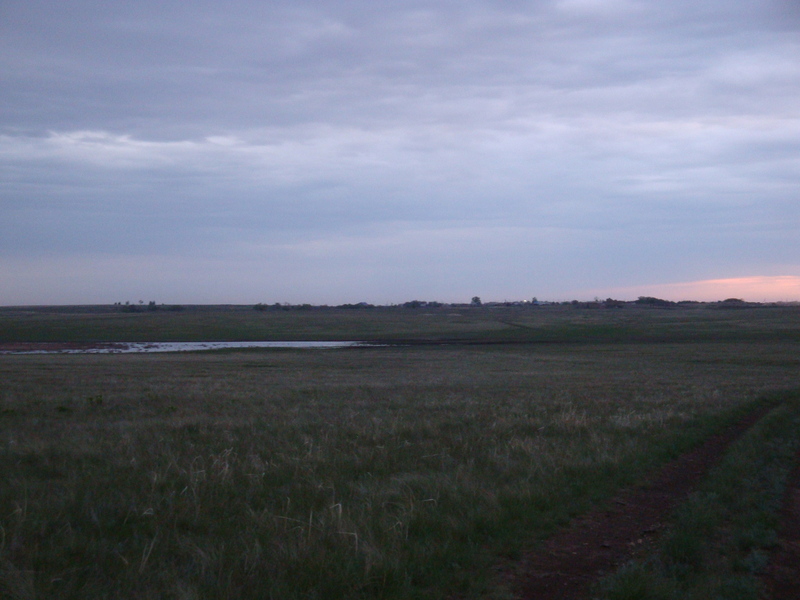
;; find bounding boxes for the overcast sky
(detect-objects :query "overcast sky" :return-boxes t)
[2,0,799,304]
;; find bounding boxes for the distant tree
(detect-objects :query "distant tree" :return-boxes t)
[147,301,158,311]
[253,303,267,311]
[471,296,482,306]
[603,298,625,308]
[121,301,139,313]
[636,296,674,307]
[337,302,375,309]
[715,298,748,309]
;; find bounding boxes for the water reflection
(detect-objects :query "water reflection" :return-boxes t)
[1,341,368,354]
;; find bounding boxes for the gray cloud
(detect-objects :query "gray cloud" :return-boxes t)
[1,0,799,303]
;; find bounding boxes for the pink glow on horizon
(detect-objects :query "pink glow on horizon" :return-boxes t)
[593,276,800,302]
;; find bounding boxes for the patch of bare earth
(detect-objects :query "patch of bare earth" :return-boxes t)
[761,446,800,599]
[499,405,774,600]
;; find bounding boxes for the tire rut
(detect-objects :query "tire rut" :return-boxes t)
[500,402,776,600]
[761,444,800,598]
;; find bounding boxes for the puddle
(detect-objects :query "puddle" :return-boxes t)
[0,341,371,354]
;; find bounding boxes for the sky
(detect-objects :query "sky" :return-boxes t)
[2,0,799,305]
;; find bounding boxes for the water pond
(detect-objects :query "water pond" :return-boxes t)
[0,341,370,354]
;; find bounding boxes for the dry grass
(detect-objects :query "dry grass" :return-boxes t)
[1,339,798,598]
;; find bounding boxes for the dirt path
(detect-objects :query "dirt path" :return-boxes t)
[761,445,800,598]
[501,404,775,600]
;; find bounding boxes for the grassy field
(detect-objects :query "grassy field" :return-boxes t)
[2,303,799,344]
[1,305,799,598]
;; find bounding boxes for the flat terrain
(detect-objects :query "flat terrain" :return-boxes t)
[2,302,799,344]
[1,305,799,598]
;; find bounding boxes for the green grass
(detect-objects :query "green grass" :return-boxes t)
[597,391,800,600]
[2,338,799,599]
[1,303,799,343]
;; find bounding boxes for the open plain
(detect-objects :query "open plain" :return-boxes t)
[1,304,799,599]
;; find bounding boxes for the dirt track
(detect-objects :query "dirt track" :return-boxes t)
[501,404,777,600]
[761,445,800,598]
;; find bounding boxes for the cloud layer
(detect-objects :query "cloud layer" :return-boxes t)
[2,1,799,303]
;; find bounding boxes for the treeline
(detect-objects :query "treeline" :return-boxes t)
[114,301,183,312]
[250,297,770,312]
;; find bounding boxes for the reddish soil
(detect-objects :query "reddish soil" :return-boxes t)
[501,404,775,600]
[761,446,800,599]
